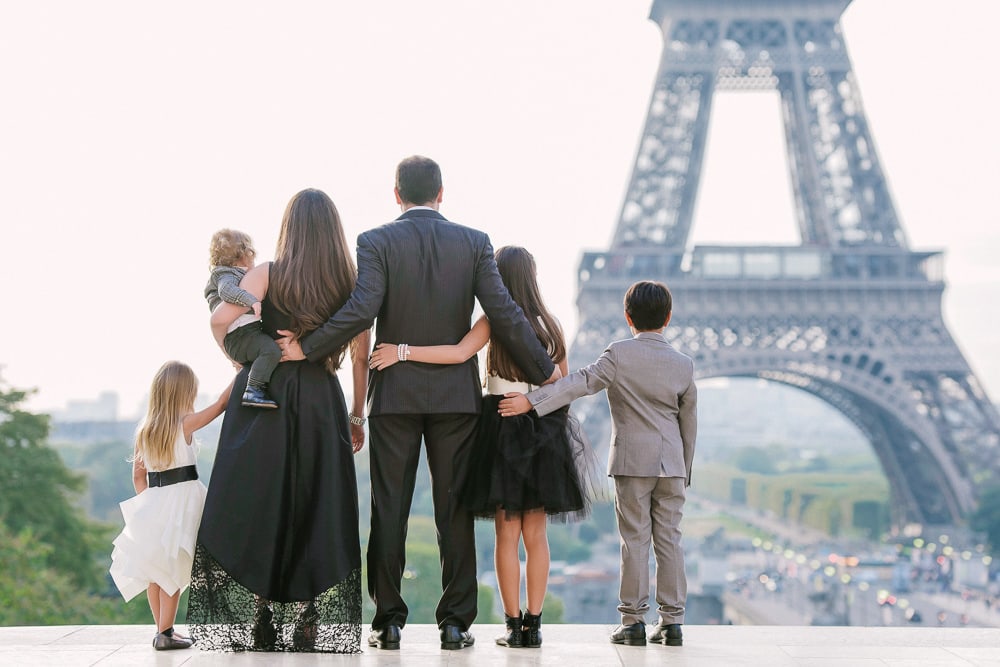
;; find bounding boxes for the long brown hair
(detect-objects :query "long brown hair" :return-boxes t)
[134,361,198,471]
[487,246,566,382]
[268,189,357,371]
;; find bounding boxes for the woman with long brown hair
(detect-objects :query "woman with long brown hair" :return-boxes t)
[187,189,368,653]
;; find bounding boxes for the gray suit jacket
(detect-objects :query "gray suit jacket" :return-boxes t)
[528,331,697,483]
[300,208,555,415]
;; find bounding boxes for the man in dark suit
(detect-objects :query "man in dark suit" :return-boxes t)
[280,156,558,650]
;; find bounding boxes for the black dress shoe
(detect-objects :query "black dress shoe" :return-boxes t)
[153,632,194,650]
[368,624,401,650]
[242,385,278,408]
[440,624,475,650]
[649,622,683,646]
[610,622,646,646]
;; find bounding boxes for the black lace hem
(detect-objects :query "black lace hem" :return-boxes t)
[186,543,362,653]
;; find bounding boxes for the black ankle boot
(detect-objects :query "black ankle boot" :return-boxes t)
[495,610,523,648]
[522,611,542,648]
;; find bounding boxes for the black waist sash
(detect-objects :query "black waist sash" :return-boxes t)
[148,464,199,488]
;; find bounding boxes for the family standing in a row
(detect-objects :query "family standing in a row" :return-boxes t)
[108,155,698,654]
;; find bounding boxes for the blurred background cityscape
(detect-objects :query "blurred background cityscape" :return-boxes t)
[18,372,999,628]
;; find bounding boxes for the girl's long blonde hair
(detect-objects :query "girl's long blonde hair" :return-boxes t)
[134,361,198,471]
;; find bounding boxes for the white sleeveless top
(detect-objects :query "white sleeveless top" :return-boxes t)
[146,428,197,472]
[486,375,538,396]
[484,315,554,395]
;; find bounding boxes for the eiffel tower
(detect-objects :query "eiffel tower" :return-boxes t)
[570,0,1000,528]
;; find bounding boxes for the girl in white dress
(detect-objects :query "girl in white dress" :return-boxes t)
[110,361,232,651]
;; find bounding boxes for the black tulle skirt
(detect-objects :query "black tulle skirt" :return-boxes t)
[460,394,603,523]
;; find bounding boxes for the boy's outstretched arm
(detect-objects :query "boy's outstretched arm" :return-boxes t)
[500,345,618,418]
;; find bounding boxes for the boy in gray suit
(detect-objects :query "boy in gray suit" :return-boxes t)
[499,280,696,647]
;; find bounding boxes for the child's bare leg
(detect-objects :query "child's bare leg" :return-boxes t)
[147,584,162,628]
[157,589,182,633]
[521,510,549,614]
[494,509,524,615]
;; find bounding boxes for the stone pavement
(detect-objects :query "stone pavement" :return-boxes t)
[2,624,1000,666]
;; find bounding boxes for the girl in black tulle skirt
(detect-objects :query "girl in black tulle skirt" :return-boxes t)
[369,245,601,650]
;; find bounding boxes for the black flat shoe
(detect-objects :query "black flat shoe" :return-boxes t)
[610,622,646,646]
[368,624,401,650]
[440,624,475,650]
[153,632,193,650]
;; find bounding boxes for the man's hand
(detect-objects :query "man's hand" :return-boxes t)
[251,301,262,318]
[498,392,532,417]
[542,365,562,385]
[276,330,306,361]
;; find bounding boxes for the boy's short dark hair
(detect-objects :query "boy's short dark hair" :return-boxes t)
[624,281,672,331]
[395,155,442,205]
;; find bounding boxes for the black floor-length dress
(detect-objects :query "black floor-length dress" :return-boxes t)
[187,297,361,653]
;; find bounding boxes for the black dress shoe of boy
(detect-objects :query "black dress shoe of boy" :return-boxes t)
[440,624,475,650]
[649,622,683,646]
[368,625,401,650]
[153,632,194,650]
[610,622,647,646]
[242,385,278,409]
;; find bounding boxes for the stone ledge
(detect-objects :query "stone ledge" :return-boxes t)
[2,624,1000,665]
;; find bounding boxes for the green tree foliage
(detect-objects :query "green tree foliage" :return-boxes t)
[0,380,110,591]
[542,592,565,623]
[0,522,99,625]
[0,377,166,626]
[0,521,157,625]
[971,483,1000,554]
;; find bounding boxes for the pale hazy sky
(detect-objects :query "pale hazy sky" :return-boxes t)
[1,0,997,418]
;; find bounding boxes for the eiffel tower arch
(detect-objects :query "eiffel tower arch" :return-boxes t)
[570,0,1000,528]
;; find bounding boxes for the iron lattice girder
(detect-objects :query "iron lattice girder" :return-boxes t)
[614,0,904,250]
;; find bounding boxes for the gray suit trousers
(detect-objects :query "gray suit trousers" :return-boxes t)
[614,475,687,626]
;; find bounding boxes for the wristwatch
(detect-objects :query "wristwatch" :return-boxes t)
[349,413,366,427]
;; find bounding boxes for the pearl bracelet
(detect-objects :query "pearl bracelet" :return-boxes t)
[397,343,410,362]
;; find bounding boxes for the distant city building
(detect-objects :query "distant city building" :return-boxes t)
[51,391,119,423]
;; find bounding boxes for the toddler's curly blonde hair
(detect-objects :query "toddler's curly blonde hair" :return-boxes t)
[209,229,255,268]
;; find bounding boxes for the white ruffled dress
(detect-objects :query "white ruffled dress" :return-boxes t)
[109,430,207,601]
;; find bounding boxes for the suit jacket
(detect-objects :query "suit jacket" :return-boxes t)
[528,331,697,483]
[301,208,555,415]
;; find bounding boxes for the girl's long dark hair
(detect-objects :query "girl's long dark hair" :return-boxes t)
[268,188,357,371]
[487,246,565,382]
